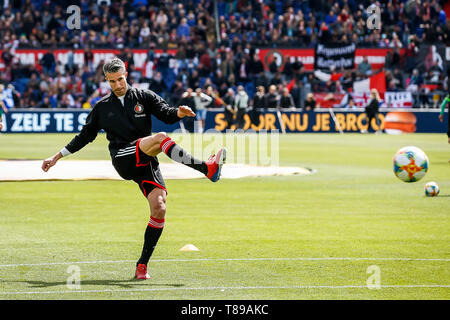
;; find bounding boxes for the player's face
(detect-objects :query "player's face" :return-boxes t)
[105,70,128,97]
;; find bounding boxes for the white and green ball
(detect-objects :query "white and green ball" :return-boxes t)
[424,182,440,197]
[393,146,429,183]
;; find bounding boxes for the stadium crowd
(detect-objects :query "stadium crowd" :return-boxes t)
[0,0,449,117]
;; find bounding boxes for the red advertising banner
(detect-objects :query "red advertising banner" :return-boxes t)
[0,47,403,72]
[0,48,176,72]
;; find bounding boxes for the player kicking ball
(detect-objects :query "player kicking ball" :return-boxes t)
[41,58,226,280]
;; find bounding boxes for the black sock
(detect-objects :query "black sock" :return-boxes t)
[160,137,208,175]
[136,217,165,266]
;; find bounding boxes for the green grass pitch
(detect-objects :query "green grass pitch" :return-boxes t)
[0,133,449,300]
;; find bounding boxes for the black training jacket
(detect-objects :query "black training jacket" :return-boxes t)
[65,86,181,157]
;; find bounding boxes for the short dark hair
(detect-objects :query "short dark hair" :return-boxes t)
[103,57,126,75]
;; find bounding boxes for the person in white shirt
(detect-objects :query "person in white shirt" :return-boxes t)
[234,85,248,129]
[193,88,212,132]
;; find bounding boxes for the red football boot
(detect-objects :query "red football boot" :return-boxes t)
[205,148,227,182]
[135,264,150,280]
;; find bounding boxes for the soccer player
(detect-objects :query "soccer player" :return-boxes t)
[41,58,226,280]
[438,93,450,144]
[0,85,9,131]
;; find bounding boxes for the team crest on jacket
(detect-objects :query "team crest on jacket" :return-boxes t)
[134,104,144,114]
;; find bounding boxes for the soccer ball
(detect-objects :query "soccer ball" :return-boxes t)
[424,182,439,197]
[393,146,429,182]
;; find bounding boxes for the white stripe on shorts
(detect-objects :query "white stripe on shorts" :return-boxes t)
[117,146,136,154]
[115,151,136,158]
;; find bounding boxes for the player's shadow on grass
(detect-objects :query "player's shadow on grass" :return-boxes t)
[7,279,185,289]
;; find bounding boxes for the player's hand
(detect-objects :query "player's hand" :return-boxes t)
[41,153,62,172]
[448,137,450,144]
[177,105,196,118]
[438,114,443,122]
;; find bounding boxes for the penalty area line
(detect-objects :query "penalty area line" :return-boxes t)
[0,257,449,268]
[1,285,450,296]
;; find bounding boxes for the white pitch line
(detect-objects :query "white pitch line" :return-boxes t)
[0,285,449,296]
[0,257,449,268]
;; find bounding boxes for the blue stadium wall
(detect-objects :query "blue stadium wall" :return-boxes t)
[0,109,447,134]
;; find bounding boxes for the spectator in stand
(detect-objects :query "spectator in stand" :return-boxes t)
[250,85,267,126]
[156,49,171,80]
[193,87,212,132]
[407,69,424,92]
[304,93,317,112]
[236,56,250,84]
[428,60,444,84]
[279,87,295,110]
[389,33,403,49]
[392,68,405,90]
[265,85,280,109]
[148,71,167,98]
[169,80,186,107]
[220,49,235,79]
[254,71,269,92]
[253,86,268,110]
[346,96,356,109]
[248,53,265,80]
[290,80,305,109]
[40,49,56,76]
[205,85,217,109]
[268,56,279,79]
[357,56,372,77]
[437,4,447,26]
[325,10,337,27]
[222,88,235,130]
[282,55,294,82]
[177,17,191,40]
[1,47,14,68]
[234,85,248,130]
[387,79,401,92]
[59,92,75,108]
[37,95,52,108]
[270,72,283,87]
[178,88,197,133]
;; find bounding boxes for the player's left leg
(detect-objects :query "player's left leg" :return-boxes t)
[138,132,226,182]
[367,114,375,133]
[447,115,450,162]
[135,187,167,280]
[360,113,369,133]
[375,113,382,134]
[447,111,450,143]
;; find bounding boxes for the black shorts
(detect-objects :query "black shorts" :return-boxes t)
[112,138,166,198]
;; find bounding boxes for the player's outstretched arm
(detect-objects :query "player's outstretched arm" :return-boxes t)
[41,152,63,172]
